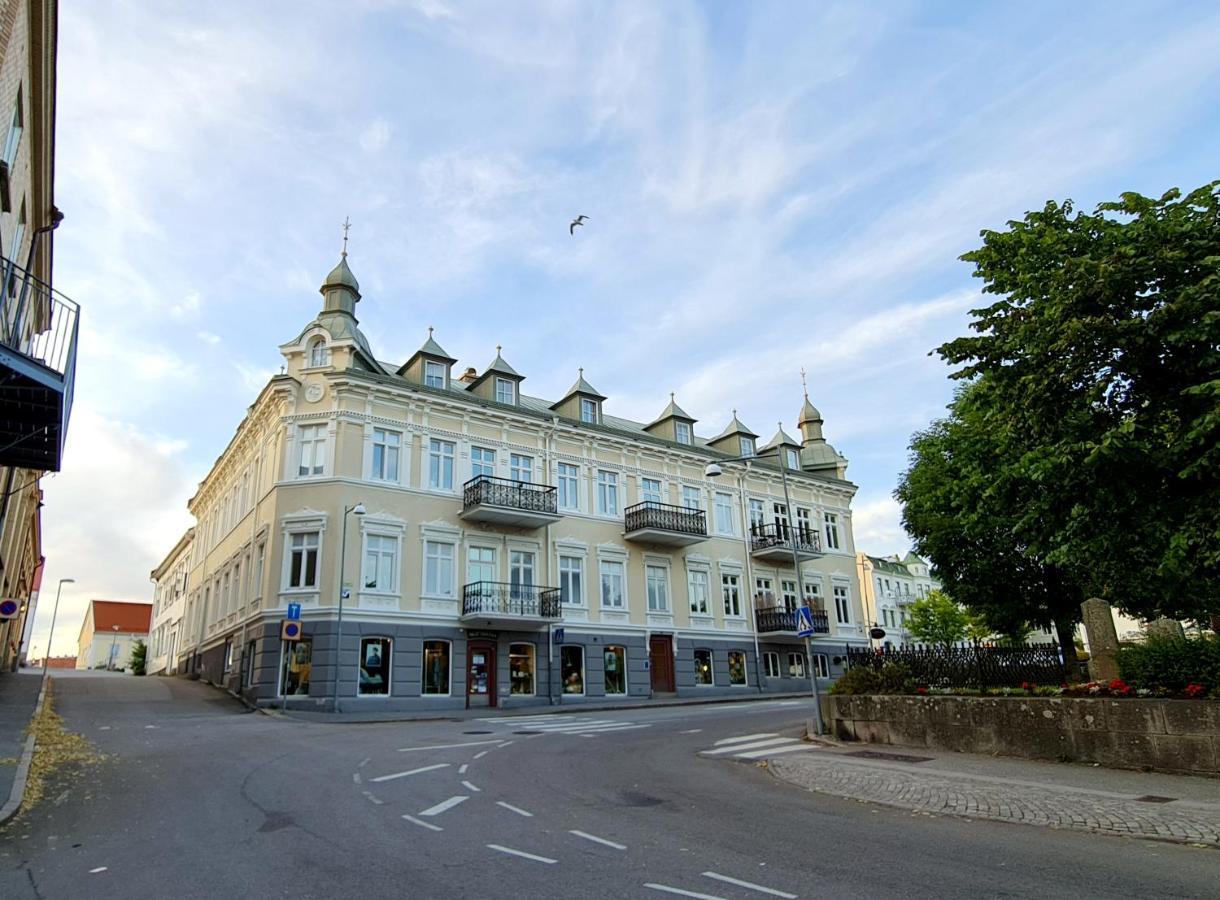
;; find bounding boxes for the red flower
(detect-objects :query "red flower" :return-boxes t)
[1185,683,1205,699]
[916,686,929,695]
[1108,678,1131,695]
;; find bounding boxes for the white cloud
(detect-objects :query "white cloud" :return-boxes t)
[197,330,221,345]
[359,118,393,153]
[851,494,910,558]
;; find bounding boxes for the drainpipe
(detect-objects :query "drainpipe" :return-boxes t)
[734,467,765,692]
[544,416,558,706]
[233,446,262,698]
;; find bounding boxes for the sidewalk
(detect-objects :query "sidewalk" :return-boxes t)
[767,737,1220,846]
[0,670,45,824]
[268,689,818,724]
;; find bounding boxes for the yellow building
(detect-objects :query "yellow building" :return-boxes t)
[159,251,868,710]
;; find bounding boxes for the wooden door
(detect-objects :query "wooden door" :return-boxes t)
[467,642,497,708]
[649,635,674,692]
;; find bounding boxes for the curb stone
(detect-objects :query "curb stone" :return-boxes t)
[0,676,48,825]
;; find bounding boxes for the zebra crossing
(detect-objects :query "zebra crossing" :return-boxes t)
[476,713,652,738]
[699,732,818,760]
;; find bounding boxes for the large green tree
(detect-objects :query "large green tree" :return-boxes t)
[900,182,1220,641]
[906,590,970,647]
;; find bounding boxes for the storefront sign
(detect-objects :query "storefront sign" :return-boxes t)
[465,630,499,641]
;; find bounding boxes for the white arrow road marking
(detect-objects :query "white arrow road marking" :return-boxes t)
[461,780,481,792]
[570,830,626,850]
[402,815,443,832]
[371,763,450,783]
[644,884,725,899]
[487,844,556,864]
[702,871,797,898]
[496,801,533,817]
[419,795,469,817]
[474,750,491,759]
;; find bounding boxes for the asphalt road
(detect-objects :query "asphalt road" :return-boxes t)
[0,675,1215,899]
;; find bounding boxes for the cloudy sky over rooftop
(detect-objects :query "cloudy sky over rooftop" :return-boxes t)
[30,0,1220,654]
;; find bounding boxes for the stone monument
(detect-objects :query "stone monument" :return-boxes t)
[1081,598,1121,683]
[1146,617,1185,640]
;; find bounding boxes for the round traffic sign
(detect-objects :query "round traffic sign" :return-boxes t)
[0,598,18,618]
[284,622,301,638]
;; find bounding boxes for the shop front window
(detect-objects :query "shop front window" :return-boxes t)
[728,650,747,686]
[359,637,392,696]
[423,640,450,695]
[604,645,626,695]
[694,649,713,686]
[561,645,584,694]
[509,643,535,695]
[281,638,312,696]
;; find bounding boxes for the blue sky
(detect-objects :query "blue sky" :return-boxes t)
[29,1,1220,655]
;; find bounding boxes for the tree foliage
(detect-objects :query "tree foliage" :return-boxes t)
[906,590,970,647]
[129,640,147,677]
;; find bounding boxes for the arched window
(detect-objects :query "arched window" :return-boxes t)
[359,637,392,696]
[308,338,328,367]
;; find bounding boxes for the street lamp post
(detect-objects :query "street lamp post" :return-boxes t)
[109,624,121,671]
[42,578,74,678]
[331,502,365,714]
[706,429,826,736]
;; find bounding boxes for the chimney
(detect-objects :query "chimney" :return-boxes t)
[458,366,478,385]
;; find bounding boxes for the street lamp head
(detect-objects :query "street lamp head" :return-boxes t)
[59,577,75,585]
[703,463,724,478]
[351,503,366,516]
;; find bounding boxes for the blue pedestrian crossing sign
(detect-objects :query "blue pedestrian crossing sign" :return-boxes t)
[286,602,302,621]
[796,606,816,638]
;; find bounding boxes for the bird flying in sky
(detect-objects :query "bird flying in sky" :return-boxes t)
[569,215,588,235]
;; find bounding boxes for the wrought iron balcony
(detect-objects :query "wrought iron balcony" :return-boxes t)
[623,500,708,547]
[756,605,830,635]
[461,581,562,627]
[749,522,822,563]
[460,474,561,528]
[0,255,78,471]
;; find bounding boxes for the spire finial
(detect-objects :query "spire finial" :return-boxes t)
[579,367,584,377]
[732,408,737,418]
[670,391,675,401]
[428,326,434,337]
[341,216,351,258]
[800,366,808,398]
[496,344,502,354]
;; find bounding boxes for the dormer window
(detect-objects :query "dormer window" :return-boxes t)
[739,437,754,457]
[675,422,691,445]
[424,360,446,389]
[308,338,328,368]
[581,398,598,424]
[786,448,799,469]
[495,377,516,404]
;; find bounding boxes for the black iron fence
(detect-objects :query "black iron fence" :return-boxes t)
[624,500,707,537]
[0,254,79,381]
[749,521,821,555]
[463,474,557,514]
[845,642,1066,689]
[462,581,561,620]
[756,606,830,634]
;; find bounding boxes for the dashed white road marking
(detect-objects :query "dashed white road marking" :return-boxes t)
[458,764,469,775]
[402,815,443,832]
[733,744,816,760]
[498,740,515,747]
[702,871,797,898]
[357,757,371,768]
[496,801,533,817]
[419,795,469,817]
[144,725,157,729]
[702,738,795,756]
[487,844,557,864]
[681,729,703,734]
[352,773,362,784]
[473,750,491,760]
[570,830,626,850]
[371,763,450,783]
[644,883,725,899]
[89,867,108,874]
[559,723,651,735]
[397,740,502,753]
[461,780,481,793]
[362,791,384,805]
[714,733,777,746]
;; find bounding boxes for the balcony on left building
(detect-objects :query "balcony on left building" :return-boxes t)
[461,581,562,628]
[0,256,79,471]
[459,474,561,528]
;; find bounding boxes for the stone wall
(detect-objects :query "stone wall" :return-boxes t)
[828,694,1220,776]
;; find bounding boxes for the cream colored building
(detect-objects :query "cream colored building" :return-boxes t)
[857,551,940,647]
[147,528,192,675]
[164,252,868,711]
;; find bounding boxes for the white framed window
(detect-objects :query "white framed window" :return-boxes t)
[781,580,798,613]
[510,454,533,484]
[297,424,326,477]
[561,645,585,694]
[812,654,829,678]
[286,532,320,589]
[681,485,702,511]
[786,448,799,469]
[428,438,455,490]
[755,576,773,606]
[362,534,398,592]
[722,573,741,617]
[739,436,754,457]
[580,397,598,424]
[495,377,516,404]
[675,421,691,445]
[471,446,495,479]
[557,463,579,510]
[423,640,450,695]
[371,428,401,482]
[254,542,266,598]
[424,541,455,597]
[640,477,662,505]
[467,546,496,584]
[604,645,627,695]
[764,652,780,678]
[308,338,328,367]
[714,492,736,535]
[646,565,669,612]
[1,91,22,166]
[728,650,748,686]
[358,637,392,696]
[559,555,583,606]
[694,649,714,685]
[509,643,535,695]
[788,653,806,678]
[824,512,841,550]
[748,499,765,531]
[597,470,619,516]
[599,559,624,609]
[796,507,813,543]
[424,360,446,389]
[688,570,710,614]
[509,550,535,590]
[804,581,821,606]
[834,585,851,624]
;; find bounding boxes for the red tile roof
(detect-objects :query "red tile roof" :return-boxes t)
[89,600,152,635]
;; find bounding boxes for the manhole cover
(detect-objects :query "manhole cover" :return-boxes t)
[462,730,493,735]
[1134,795,1177,804]
[845,750,933,763]
[513,730,541,735]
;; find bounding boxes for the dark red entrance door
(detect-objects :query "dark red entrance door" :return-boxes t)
[467,642,497,708]
[649,635,675,693]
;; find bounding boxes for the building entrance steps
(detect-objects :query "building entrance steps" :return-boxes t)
[765,736,1220,846]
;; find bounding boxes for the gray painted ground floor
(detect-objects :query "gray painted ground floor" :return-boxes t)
[181,614,867,712]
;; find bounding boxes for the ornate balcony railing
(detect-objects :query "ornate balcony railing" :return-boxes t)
[463,474,557,515]
[749,522,821,556]
[756,606,830,634]
[461,581,562,620]
[624,501,707,537]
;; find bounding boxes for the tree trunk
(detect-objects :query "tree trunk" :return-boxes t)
[1055,618,1080,682]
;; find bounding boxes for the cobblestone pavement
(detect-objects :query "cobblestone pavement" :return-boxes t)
[769,752,1220,846]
